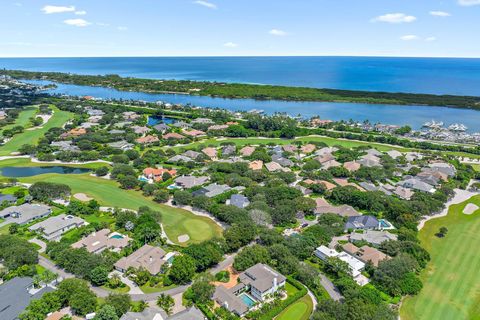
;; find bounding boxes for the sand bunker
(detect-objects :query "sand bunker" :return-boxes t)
[463,203,479,215]
[177,234,190,243]
[74,193,93,201]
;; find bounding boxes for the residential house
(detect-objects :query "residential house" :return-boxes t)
[0,204,51,225]
[342,243,390,267]
[229,194,250,208]
[114,244,166,275]
[222,145,236,156]
[60,128,87,139]
[192,183,231,198]
[429,162,456,177]
[349,230,398,246]
[249,160,263,171]
[315,203,360,217]
[51,141,80,152]
[174,175,209,189]
[314,246,367,284]
[142,167,177,183]
[0,277,54,320]
[163,132,185,140]
[208,124,229,131]
[394,186,414,200]
[72,229,131,254]
[202,147,218,160]
[343,161,361,172]
[182,150,202,160]
[240,146,255,157]
[398,178,436,193]
[107,140,134,151]
[272,154,294,167]
[192,118,214,124]
[29,214,86,241]
[322,159,341,169]
[358,154,382,167]
[132,126,151,135]
[386,150,403,160]
[310,118,333,127]
[86,109,104,116]
[282,145,298,153]
[172,121,191,129]
[123,111,140,121]
[136,135,159,145]
[88,115,103,123]
[183,129,206,137]
[153,123,170,133]
[265,161,285,172]
[213,264,286,316]
[167,155,194,163]
[344,215,380,231]
[300,144,316,154]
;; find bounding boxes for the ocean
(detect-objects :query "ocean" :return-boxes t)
[2,56,480,95]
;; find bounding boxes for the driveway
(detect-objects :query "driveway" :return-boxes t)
[319,273,343,301]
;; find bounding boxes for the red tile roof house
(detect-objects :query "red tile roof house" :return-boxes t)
[142,167,177,182]
[135,135,159,144]
[202,147,218,160]
[183,129,206,137]
[240,146,256,157]
[163,132,185,140]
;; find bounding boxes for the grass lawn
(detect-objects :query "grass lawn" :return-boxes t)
[276,295,313,320]
[401,195,480,320]
[140,283,177,294]
[285,282,300,297]
[101,285,130,294]
[472,164,480,172]
[1,106,38,132]
[0,106,73,156]
[14,173,222,245]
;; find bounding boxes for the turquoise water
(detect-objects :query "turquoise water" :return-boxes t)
[28,80,480,131]
[2,56,480,95]
[110,234,124,239]
[239,293,256,307]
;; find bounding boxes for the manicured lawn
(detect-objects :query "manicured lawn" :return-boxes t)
[0,158,107,170]
[140,283,177,294]
[285,282,300,297]
[14,173,222,245]
[401,196,480,320]
[472,164,480,172]
[0,106,73,156]
[276,295,313,320]
[1,106,38,131]
[101,285,130,293]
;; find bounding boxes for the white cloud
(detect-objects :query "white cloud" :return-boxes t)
[372,13,417,24]
[425,36,437,41]
[223,42,238,48]
[63,19,91,27]
[400,35,420,41]
[97,22,110,27]
[429,11,451,17]
[42,5,76,14]
[194,1,217,9]
[75,10,87,15]
[269,29,288,36]
[458,0,480,6]
[117,26,128,31]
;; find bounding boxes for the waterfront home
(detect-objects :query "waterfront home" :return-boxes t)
[142,167,177,183]
[310,118,333,127]
[228,194,250,208]
[314,246,367,285]
[107,140,134,150]
[0,277,54,320]
[174,175,209,189]
[172,121,191,129]
[344,215,380,231]
[0,204,51,225]
[349,230,398,246]
[132,125,151,135]
[114,244,166,275]
[342,243,390,267]
[248,160,263,171]
[152,123,170,133]
[213,263,286,316]
[72,229,131,254]
[163,132,185,140]
[192,183,231,198]
[29,214,86,241]
[240,146,255,157]
[136,135,159,144]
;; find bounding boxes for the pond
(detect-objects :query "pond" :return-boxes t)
[0,166,91,177]
[147,116,177,126]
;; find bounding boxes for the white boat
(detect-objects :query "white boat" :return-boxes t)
[448,123,468,131]
[423,120,444,128]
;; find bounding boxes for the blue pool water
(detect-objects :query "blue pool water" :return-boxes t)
[239,293,256,307]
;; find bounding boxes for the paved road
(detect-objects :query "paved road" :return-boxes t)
[319,273,343,301]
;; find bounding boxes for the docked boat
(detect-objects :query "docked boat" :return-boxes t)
[448,123,468,131]
[423,120,444,128]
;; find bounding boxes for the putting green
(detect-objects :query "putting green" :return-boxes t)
[276,295,313,320]
[0,106,73,156]
[401,195,480,320]
[9,172,222,245]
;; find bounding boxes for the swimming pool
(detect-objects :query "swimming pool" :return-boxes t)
[239,293,256,308]
[110,234,125,239]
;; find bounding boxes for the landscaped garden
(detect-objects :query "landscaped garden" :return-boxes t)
[401,196,480,320]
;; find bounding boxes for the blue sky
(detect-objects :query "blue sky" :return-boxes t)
[0,0,479,57]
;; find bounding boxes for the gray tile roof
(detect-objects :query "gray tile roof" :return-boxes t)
[169,307,205,320]
[350,230,398,246]
[0,204,51,225]
[0,277,54,320]
[230,194,250,208]
[213,286,249,316]
[240,263,286,294]
[345,215,379,230]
